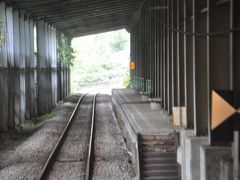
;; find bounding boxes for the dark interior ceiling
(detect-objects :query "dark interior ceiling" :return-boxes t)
[6,0,144,37]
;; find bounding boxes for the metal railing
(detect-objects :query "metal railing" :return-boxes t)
[146,79,153,95]
[131,76,145,91]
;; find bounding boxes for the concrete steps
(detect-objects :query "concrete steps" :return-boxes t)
[143,176,180,180]
[143,164,178,171]
[139,134,181,180]
[142,152,176,158]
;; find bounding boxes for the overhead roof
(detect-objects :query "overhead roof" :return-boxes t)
[6,0,143,37]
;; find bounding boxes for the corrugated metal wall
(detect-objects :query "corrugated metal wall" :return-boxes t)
[0,2,70,132]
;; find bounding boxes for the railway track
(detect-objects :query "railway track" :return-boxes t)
[38,93,97,180]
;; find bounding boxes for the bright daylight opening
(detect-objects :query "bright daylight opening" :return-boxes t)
[71,29,130,94]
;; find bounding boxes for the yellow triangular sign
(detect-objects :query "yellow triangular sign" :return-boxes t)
[211,91,236,130]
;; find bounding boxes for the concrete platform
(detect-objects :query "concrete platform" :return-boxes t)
[113,88,149,104]
[112,88,179,179]
[112,88,175,135]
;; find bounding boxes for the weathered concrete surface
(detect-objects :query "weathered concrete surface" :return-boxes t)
[220,158,233,180]
[0,3,8,132]
[200,146,232,180]
[0,70,9,131]
[177,128,194,180]
[112,89,175,135]
[112,88,178,179]
[185,136,209,180]
[112,92,140,179]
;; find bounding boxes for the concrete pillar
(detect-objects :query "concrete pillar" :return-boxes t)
[170,0,175,109]
[155,0,160,98]
[68,67,71,95]
[160,0,164,105]
[138,24,143,78]
[37,20,48,115]
[231,1,240,161]
[172,0,179,107]
[176,0,181,108]
[200,146,232,180]
[0,2,9,131]
[167,0,172,114]
[231,0,240,91]
[51,27,58,106]
[193,0,209,136]
[24,17,35,120]
[185,136,209,180]
[61,61,64,100]
[45,24,51,111]
[177,129,194,180]
[145,0,150,82]
[150,0,156,97]
[25,16,31,120]
[136,31,140,77]
[19,11,26,124]
[179,0,185,107]
[29,19,36,118]
[57,66,61,101]
[208,0,231,144]
[162,0,167,110]
[179,0,185,106]
[48,25,52,105]
[6,7,15,129]
[220,158,234,180]
[152,0,157,98]
[165,0,169,110]
[13,10,21,127]
[184,0,194,129]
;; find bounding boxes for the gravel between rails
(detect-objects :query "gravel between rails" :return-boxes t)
[0,94,136,180]
[0,95,80,180]
[46,95,94,180]
[92,94,136,180]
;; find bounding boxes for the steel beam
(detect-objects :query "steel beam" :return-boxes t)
[184,0,194,129]
[193,0,209,136]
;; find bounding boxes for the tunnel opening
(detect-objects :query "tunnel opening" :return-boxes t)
[0,0,240,179]
[70,29,130,94]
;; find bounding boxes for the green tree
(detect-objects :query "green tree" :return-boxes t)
[110,31,128,52]
[71,29,130,92]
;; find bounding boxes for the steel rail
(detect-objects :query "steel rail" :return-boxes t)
[38,93,86,180]
[84,93,97,180]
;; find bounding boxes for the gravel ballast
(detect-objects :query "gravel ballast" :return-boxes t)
[46,95,93,180]
[0,94,136,179]
[92,94,136,180]
[0,95,80,179]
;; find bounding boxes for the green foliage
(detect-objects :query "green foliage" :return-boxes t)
[20,122,38,130]
[19,108,55,133]
[71,29,130,92]
[123,73,131,88]
[40,111,55,121]
[57,32,75,67]
[110,31,128,52]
